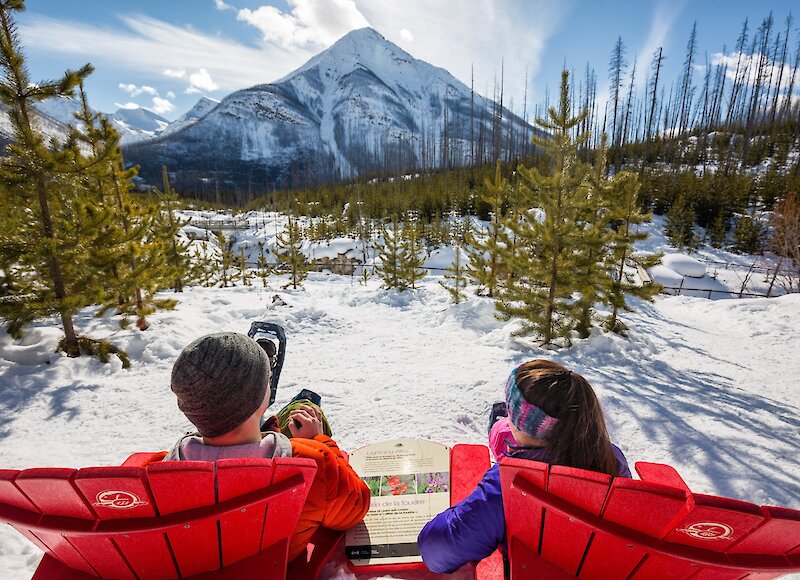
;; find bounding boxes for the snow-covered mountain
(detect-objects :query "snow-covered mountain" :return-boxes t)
[33,98,169,144]
[110,107,169,144]
[125,27,538,196]
[158,96,219,138]
[0,102,72,148]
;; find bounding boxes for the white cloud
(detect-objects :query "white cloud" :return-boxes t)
[118,83,158,97]
[237,0,369,50]
[20,2,565,110]
[187,68,218,93]
[163,68,187,79]
[151,96,175,115]
[166,91,176,99]
[19,14,313,92]
[214,0,233,10]
[114,102,140,110]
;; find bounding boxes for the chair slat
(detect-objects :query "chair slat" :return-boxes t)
[728,506,800,555]
[499,459,548,574]
[15,468,95,519]
[450,444,490,505]
[147,461,218,576]
[540,465,612,574]
[0,470,39,512]
[30,531,99,576]
[257,457,316,576]
[217,458,275,566]
[601,478,690,537]
[74,466,176,579]
[14,468,102,576]
[664,493,765,551]
[578,533,646,577]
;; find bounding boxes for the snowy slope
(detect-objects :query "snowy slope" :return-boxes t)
[0,102,72,147]
[158,96,219,138]
[0,213,799,578]
[110,107,170,144]
[32,98,168,144]
[125,27,537,192]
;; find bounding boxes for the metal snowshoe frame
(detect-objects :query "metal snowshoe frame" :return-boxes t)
[247,321,286,407]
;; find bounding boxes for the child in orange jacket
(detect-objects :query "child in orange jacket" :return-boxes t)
[165,332,369,562]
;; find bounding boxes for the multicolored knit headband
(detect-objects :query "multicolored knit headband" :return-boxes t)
[504,365,560,440]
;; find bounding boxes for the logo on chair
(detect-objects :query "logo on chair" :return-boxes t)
[93,490,149,510]
[677,522,734,540]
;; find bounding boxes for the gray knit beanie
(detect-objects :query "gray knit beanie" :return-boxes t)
[170,332,271,438]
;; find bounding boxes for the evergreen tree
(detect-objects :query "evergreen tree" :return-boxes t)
[465,160,511,296]
[399,218,427,289]
[605,172,662,333]
[374,216,408,291]
[357,215,372,286]
[274,214,309,289]
[665,194,699,251]
[573,139,615,338]
[236,246,252,286]
[158,166,190,292]
[256,245,271,287]
[496,71,592,345]
[190,242,217,288]
[439,244,468,304]
[71,82,174,330]
[217,231,234,287]
[709,211,728,248]
[0,1,104,354]
[731,213,764,254]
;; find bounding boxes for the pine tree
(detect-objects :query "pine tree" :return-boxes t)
[465,160,511,296]
[439,244,468,304]
[217,231,234,287]
[158,166,190,292]
[236,246,252,286]
[709,211,728,248]
[605,171,662,333]
[256,245,271,287]
[399,218,427,289]
[71,82,174,331]
[665,194,699,251]
[573,140,615,338]
[374,216,408,291]
[731,213,764,254]
[496,70,592,345]
[0,1,103,354]
[274,214,309,289]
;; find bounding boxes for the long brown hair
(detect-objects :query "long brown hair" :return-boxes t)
[515,360,619,476]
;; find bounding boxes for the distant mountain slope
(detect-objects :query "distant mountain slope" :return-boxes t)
[34,98,168,144]
[158,97,219,138]
[125,27,540,199]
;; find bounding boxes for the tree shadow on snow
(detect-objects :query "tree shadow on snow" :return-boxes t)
[557,303,800,506]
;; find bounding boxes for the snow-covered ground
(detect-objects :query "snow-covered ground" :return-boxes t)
[1,216,799,578]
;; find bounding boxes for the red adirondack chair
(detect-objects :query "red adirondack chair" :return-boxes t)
[496,457,800,579]
[3,444,799,579]
[0,454,317,579]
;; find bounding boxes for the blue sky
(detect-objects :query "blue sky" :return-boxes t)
[16,0,799,120]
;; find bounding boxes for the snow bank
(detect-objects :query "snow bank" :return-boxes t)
[662,253,707,278]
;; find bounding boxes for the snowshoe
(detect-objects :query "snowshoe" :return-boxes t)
[247,321,286,407]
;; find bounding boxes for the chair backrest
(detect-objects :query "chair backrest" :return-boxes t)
[499,458,800,580]
[0,457,316,579]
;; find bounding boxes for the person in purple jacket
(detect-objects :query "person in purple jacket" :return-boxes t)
[417,359,631,574]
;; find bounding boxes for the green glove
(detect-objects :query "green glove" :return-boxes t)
[275,399,333,438]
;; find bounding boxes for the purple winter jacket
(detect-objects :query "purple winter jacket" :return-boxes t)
[417,445,631,574]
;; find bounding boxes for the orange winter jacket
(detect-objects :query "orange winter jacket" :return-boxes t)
[288,434,370,561]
